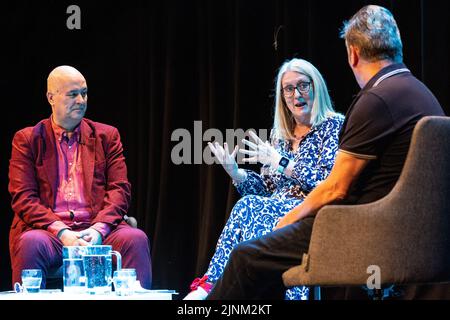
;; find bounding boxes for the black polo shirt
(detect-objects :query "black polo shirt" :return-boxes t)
[339,63,445,204]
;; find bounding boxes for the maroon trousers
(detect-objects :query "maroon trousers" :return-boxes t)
[10,222,152,289]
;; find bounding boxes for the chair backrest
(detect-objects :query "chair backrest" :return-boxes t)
[390,116,450,216]
[283,116,450,288]
[386,116,450,283]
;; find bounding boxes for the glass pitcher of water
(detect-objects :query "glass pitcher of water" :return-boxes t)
[82,245,122,294]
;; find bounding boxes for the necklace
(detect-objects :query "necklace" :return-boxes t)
[293,128,310,141]
[293,134,306,141]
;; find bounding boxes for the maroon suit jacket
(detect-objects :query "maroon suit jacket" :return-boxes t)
[8,117,131,252]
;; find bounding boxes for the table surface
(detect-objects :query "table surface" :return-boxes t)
[0,289,177,300]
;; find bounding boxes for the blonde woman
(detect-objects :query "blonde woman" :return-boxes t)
[185,58,344,300]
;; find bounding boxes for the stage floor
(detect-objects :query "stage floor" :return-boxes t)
[0,289,177,300]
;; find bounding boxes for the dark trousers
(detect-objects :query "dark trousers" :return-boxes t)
[207,216,314,300]
[11,222,152,289]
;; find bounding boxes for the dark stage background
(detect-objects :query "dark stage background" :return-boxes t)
[1,0,449,298]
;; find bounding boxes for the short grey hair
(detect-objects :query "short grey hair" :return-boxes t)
[340,5,403,63]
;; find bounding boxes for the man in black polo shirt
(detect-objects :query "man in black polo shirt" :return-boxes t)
[207,5,445,299]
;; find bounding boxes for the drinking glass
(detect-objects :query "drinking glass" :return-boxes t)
[113,268,137,296]
[63,246,86,293]
[21,269,42,293]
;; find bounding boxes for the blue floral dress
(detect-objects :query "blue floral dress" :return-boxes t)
[205,114,344,300]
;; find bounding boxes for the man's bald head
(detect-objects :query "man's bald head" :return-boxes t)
[46,65,88,131]
[47,65,86,94]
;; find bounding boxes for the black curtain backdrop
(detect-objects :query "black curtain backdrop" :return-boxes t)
[1,0,449,298]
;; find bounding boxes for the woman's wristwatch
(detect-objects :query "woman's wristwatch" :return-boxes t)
[277,156,289,173]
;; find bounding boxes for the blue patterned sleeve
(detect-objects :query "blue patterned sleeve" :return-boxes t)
[290,115,344,192]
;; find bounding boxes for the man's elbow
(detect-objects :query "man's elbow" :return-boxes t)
[333,190,348,202]
[327,182,349,203]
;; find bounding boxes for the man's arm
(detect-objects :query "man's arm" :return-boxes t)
[275,151,370,229]
[8,130,64,229]
[91,127,131,232]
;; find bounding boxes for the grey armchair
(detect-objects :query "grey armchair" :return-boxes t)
[282,116,450,299]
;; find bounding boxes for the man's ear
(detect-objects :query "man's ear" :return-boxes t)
[46,92,54,105]
[348,45,360,68]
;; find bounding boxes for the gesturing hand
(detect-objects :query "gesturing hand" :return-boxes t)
[208,142,247,182]
[240,131,282,168]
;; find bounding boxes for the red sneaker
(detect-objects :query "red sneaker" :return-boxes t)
[183,275,213,300]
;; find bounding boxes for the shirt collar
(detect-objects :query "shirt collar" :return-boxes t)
[51,116,81,143]
[362,63,409,91]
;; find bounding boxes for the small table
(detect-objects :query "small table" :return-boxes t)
[0,289,177,300]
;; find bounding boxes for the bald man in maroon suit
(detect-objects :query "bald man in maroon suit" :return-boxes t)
[8,65,152,289]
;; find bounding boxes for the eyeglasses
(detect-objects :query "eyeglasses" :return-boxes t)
[282,82,311,97]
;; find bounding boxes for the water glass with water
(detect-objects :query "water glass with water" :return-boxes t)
[63,246,86,293]
[113,268,137,296]
[21,269,42,293]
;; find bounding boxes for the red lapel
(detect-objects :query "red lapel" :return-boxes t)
[42,118,57,208]
[80,120,95,208]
